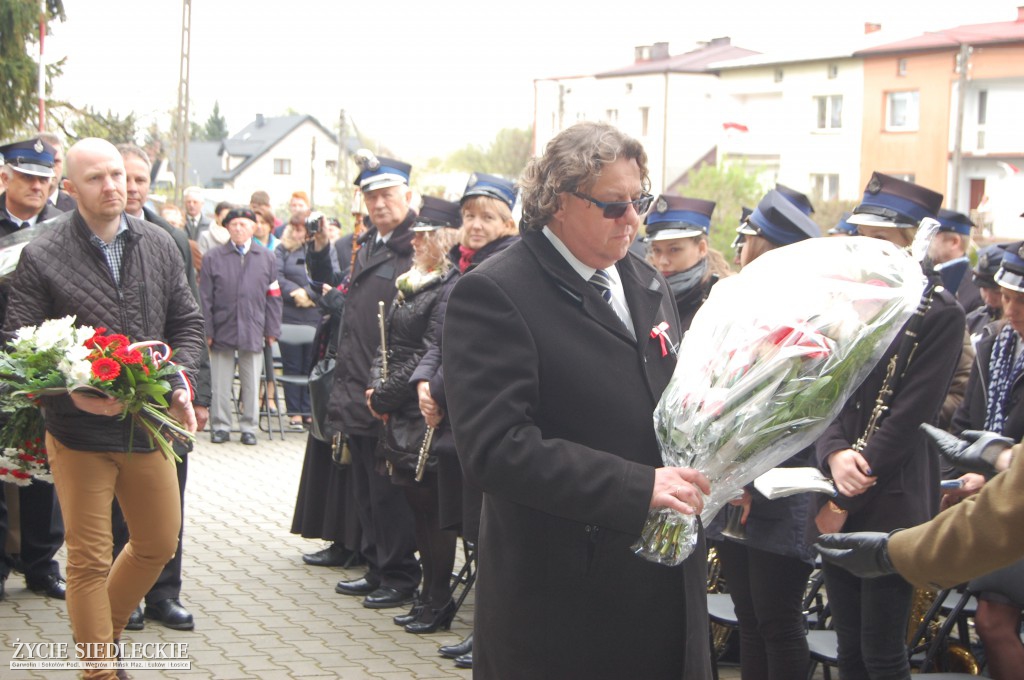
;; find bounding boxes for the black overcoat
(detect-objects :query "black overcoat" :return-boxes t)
[443,230,712,680]
[816,286,966,532]
[326,212,415,437]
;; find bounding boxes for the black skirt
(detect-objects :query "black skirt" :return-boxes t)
[290,435,361,549]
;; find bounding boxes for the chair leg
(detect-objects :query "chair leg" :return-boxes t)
[449,541,477,617]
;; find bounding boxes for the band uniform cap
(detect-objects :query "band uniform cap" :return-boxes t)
[412,196,462,231]
[222,207,256,227]
[995,241,1024,293]
[775,183,815,216]
[353,150,412,192]
[462,172,516,210]
[745,190,821,246]
[847,172,943,228]
[0,138,56,178]
[828,212,859,236]
[645,195,715,241]
[936,209,974,236]
[973,244,1005,289]
[732,206,755,248]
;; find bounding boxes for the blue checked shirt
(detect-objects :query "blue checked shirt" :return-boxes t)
[89,215,130,285]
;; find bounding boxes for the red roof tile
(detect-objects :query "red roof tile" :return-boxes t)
[856,19,1024,55]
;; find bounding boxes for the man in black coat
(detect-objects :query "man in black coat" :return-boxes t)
[314,153,421,608]
[0,138,68,601]
[442,122,712,680]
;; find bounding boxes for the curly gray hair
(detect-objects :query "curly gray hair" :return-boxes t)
[519,122,649,231]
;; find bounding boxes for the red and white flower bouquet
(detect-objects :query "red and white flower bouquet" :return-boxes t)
[0,316,194,480]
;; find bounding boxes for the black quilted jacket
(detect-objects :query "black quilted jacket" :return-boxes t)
[3,211,206,452]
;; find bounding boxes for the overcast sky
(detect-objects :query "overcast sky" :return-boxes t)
[45,0,1019,162]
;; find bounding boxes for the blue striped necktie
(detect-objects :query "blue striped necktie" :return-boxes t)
[589,269,613,303]
[236,244,246,256]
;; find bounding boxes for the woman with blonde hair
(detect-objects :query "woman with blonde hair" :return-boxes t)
[366,197,464,634]
[413,174,519,669]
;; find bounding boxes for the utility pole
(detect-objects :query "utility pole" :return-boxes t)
[310,136,316,208]
[950,43,971,212]
[37,0,46,131]
[173,0,192,206]
[338,108,350,215]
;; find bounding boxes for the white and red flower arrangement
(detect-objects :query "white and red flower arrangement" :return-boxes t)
[0,316,194,483]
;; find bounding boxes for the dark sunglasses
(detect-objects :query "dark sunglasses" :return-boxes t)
[572,191,654,219]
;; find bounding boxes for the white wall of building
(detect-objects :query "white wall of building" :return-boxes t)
[534,71,727,194]
[949,77,1024,235]
[221,119,342,209]
[717,58,865,201]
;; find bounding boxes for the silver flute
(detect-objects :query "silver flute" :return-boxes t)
[414,426,435,482]
[377,300,388,380]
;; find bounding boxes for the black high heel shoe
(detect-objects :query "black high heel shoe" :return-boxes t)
[392,599,424,626]
[404,599,456,634]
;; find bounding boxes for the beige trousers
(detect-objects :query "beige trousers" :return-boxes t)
[47,434,181,680]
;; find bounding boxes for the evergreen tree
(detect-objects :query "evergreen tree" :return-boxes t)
[0,0,66,138]
[202,101,229,141]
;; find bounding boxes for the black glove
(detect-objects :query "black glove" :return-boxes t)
[814,531,896,579]
[920,423,1013,476]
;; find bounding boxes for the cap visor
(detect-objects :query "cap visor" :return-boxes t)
[10,163,54,178]
[360,177,406,193]
[646,227,704,242]
[846,213,913,228]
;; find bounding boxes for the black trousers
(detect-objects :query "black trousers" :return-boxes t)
[111,452,187,604]
[348,433,420,592]
[823,560,914,680]
[0,481,64,584]
[717,539,813,680]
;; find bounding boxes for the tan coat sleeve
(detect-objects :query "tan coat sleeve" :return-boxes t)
[889,442,1024,589]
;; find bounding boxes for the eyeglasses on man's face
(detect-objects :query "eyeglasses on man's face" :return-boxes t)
[572,191,654,219]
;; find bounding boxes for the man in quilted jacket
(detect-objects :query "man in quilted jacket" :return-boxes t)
[4,138,205,680]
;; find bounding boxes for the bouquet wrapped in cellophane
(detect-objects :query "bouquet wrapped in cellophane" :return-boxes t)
[633,236,926,566]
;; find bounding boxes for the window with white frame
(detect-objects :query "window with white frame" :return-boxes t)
[815,95,843,130]
[273,158,291,175]
[810,174,840,201]
[606,109,619,122]
[639,107,650,136]
[886,91,919,131]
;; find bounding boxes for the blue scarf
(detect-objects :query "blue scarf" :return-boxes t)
[985,323,1024,432]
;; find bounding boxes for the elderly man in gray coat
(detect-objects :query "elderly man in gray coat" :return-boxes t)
[199,207,282,445]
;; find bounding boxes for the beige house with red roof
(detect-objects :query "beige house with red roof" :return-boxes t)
[856,9,1024,234]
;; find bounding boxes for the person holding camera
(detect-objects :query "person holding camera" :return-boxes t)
[276,211,320,428]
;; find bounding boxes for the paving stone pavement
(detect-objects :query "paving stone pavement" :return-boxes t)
[1,429,745,679]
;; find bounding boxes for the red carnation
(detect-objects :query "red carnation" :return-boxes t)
[85,327,109,349]
[114,346,144,365]
[11,470,31,480]
[91,357,122,381]
[105,334,130,350]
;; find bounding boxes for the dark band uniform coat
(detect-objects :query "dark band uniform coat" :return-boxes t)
[442,230,711,680]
